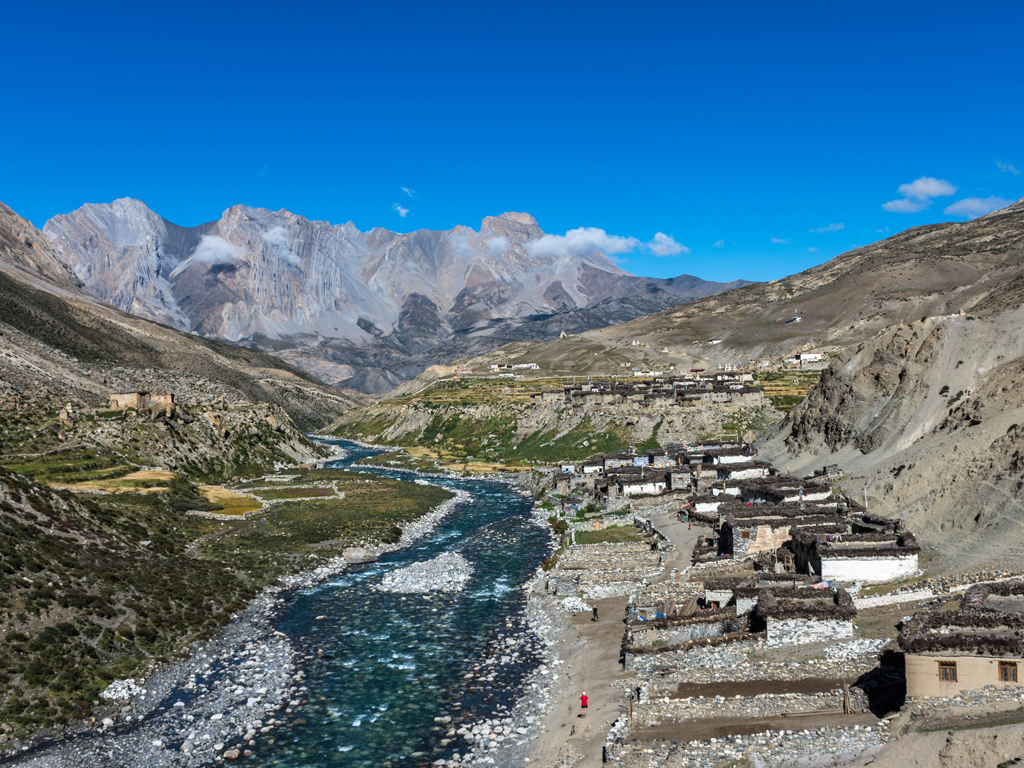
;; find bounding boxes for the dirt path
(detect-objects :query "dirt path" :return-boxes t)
[530,595,632,767]
[649,509,703,579]
[526,510,710,767]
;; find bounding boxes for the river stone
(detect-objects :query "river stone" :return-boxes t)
[343,546,377,564]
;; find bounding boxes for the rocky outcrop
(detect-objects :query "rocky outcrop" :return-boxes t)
[759,304,1024,573]
[44,200,752,392]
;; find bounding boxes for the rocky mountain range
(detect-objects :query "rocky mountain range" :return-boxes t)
[43,200,751,392]
[0,201,361,431]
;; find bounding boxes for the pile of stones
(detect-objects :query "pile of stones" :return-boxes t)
[100,678,144,700]
[826,638,889,660]
[560,596,591,612]
[376,552,474,593]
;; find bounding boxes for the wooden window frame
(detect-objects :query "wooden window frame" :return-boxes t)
[938,661,957,682]
[999,661,1018,682]
[740,530,751,540]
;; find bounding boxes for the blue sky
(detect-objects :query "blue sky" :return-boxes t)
[2,0,1022,282]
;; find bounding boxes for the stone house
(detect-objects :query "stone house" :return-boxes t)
[704,447,756,465]
[603,452,636,470]
[789,529,920,583]
[716,462,770,482]
[738,478,832,505]
[754,586,856,646]
[706,574,818,614]
[900,582,1024,697]
[619,472,668,497]
[668,467,692,492]
[721,506,847,558]
[647,451,674,469]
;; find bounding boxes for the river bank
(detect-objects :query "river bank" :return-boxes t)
[1,448,473,767]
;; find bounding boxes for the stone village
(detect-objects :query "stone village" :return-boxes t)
[518,376,1024,767]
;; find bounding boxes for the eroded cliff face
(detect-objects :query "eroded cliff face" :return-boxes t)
[44,200,751,391]
[760,306,1024,572]
[0,201,79,287]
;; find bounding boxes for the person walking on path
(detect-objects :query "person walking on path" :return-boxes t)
[580,692,588,718]
[592,605,599,622]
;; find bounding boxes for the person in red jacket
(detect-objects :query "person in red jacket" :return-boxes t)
[580,692,588,717]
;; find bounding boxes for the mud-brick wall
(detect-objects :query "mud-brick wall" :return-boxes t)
[906,653,1024,698]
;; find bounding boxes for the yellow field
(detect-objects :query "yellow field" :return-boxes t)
[199,486,263,515]
[64,468,178,494]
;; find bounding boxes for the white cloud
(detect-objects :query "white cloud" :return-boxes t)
[263,226,301,267]
[192,235,239,264]
[485,235,510,255]
[883,176,957,213]
[450,234,475,256]
[882,197,928,213]
[770,237,790,244]
[898,177,957,200]
[882,198,928,213]
[713,239,725,248]
[526,227,640,259]
[402,187,416,197]
[648,232,689,257]
[943,196,1014,219]
[392,203,409,218]
[808,247,818,252]
[810,222,844,233]
[997,161,1020,176]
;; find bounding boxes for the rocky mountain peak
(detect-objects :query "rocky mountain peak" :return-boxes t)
[480,212,543,242]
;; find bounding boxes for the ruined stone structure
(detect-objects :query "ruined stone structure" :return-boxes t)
[108,391,175,411]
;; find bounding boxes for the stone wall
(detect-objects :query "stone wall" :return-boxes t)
[632,688,870,728]
[820,554,919,583]
[766,618,854,647]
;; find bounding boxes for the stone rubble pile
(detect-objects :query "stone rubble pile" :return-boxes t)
[376,552,474,593]
[560,596,591,612]
[826,638,889,660]
[100,679,144,701]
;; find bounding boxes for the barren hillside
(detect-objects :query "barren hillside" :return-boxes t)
[760,306,1024,573]
[451,198,1024,378]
